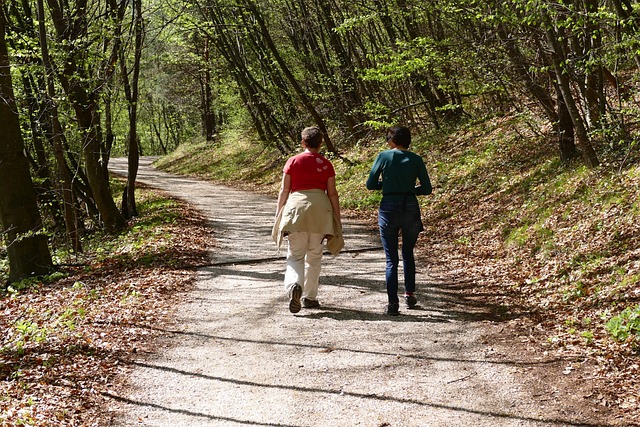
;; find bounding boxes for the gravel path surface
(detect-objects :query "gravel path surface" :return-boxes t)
[106,157,615,427]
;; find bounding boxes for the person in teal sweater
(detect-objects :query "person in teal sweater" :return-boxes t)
[366,126,432,315]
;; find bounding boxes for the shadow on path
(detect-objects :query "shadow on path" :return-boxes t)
[106,360,613,427]
[105,157,617,427]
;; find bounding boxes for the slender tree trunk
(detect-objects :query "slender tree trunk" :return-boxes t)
[582,0,604,128]
[75,92,128,231]
[497,25,557,123]
[0,15,53,282]
[542,10,599,168]
[556,85,578,162]
[105,87,115,159]
[202,37,216,141]
[204,4,295,151]
[149,101,168,154]
[373,0,397,42]
[243,0,336,153]
[121,0,144,219]
[609,0,640,68]
[46,0,127,232]
[104,0,128,168]
[37,0,82,252]
[21,73,65,232]
[313,0,361,132]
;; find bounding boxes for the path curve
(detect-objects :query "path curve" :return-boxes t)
[106,157,612,427]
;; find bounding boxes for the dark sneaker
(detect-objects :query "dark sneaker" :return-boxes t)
[289,284,302,313]
[385,303,400,316]
[302,298,320,309]
[405,295,417,309]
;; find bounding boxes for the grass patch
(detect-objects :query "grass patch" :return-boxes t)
[154,127,283,194]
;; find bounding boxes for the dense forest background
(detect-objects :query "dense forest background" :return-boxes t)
[1,0,640,422]
[2,0,640,268]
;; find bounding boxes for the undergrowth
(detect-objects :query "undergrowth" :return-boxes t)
[0,183,213,426]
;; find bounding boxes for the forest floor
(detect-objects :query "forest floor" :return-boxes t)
[97,157,637,426]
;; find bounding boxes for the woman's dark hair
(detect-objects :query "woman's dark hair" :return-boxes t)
[387,126,411,148]
[301,126,324,149]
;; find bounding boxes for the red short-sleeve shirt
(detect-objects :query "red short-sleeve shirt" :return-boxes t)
[284,151,335,192]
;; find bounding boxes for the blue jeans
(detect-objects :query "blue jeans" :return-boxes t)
[378,197,423,304]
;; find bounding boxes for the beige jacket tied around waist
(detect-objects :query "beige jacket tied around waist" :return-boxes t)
[272,189,344,256]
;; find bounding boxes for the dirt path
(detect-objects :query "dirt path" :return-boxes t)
[106,157,618,427]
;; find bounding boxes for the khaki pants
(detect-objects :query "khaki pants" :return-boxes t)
[284,231,324,301]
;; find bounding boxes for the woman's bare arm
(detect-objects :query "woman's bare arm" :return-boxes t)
[326,176,341,221]
[276,173,292,217]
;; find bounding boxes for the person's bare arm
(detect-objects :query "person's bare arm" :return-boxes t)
[326,176,341,221]
[276,173,292,217]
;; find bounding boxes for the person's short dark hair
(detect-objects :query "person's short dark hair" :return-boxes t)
[387,126,411,148]
[301,126,323,149]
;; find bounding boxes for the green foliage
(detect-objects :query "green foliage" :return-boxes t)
[0,184,208,425]
[4,272,67,294]
[75,182,186,268]
[1,187,192,357]
[334,153,383,210]
[0,256,8,285]
[504,224,529,247]
[155,126,283,191]
[12,320,48,355]
[605,305,640,345]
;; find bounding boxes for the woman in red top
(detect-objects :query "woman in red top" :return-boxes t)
[274,126,341,313]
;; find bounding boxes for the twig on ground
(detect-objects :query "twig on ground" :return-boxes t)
[446,372,478,384]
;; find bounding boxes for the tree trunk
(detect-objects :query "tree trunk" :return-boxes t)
[202,37,216,141]
[609,0,640,68]
[542,10,600,168]
[37,0,82,253]
[243,0,336,153]
[497,25,557,123]
[313,0,362,132]
[204,4,295,151]
[74,93,128,231]
[120,0,144,219]
[0,16,53,282]
[21,73,65,232]
[581,0,604,128]
[556,85,578,162]
[48,0,127,232]
[105,88,115,159]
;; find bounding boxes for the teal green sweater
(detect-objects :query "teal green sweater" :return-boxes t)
[366,149,432,199]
